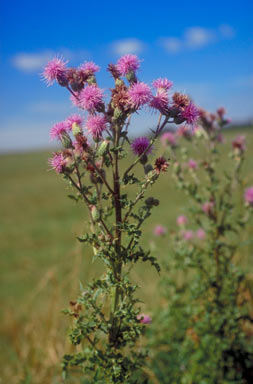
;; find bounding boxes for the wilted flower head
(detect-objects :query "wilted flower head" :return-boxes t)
[153,225,167,236]
[86,115,107,139]
[43,57,68,86]
[196,228,206,240]
[172,92,190,108]
[232,135,246,153]
[79,85,104,112]
[244,187,253,205]
[177,215,188,226]
[154,156,169,174]
[187,159,198,170]
[202,201,214,215]
[150,90,169,113]
[128,82,152,109]
[79,61,100,75]
[161,132,177,147]
[50,121,69,140]
[137,314,152,324]
[48,152,66,173]
[131,136,152,156]
[181,103,199,124]
[153,78,173,91]
[116,54,140,75]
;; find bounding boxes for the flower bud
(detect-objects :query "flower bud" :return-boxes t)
[87,75,96,85]
[98,140,110,156]
[61,132,72,149]
[91,205,100,222]
[72,122,82,137]
[140,154,148,165]
[144,164,153,174]
[174,116,185,125]
[126,70,137,83]
[113,107,123,121]
[115,79,124,87]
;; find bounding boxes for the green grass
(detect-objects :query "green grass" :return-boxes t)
[0,128,253,383]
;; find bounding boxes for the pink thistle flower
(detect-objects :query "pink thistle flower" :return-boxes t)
[217,107,226,118]
[137,314,152,324]
[43,57,68,86]
[232,135,246,153]
[66,114,83,130]
[50,121,69,141]
[161,132,177,148]
[128,82,152,109]
[153,78,173,91]
[131,137,152,156]
[79,61,100,74]
[116,54,140,75]
[202,201,214,215]
[79,85,104,112]
[48,152,66,173]
[86,115,107,139]
[244,187,253,205]
[187,159,198,170]
[181,103,199,124]
[150,90,169,113]
[196,228,206,240]
[182,230,194,241]
[177,215,188,226]
[153,225,167,236]
[70,93,82,108]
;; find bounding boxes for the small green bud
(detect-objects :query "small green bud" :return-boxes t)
[115,79,124,87]
[140,154,148,165]
[91,205,100,222]
[87,75,96,85]
[72,122,82,137]
[126,70,137,83]
[144,164,153,174]
[98,140,110,156]
[113,107,123,121]
[61,132,72,149]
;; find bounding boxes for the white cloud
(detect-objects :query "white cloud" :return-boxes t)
[160,37,182,54]
[185,27,215,49]
[160,24,235,54]
[111,38,145,55]
[12,51,55,72]
[12,49,90,72]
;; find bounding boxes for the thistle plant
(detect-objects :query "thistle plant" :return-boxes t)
[43,55,199,383]
[150,109,253,383]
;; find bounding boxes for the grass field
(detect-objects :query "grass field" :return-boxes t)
[1,128,253,383]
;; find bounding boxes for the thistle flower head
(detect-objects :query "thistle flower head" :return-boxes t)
[116,54,140,75]
[137,314,152,324]
[181,103,200,124]
[182,230,194,241]
[50,121,69,140]
[154,156,169,174]
[48,152,66,173]
[66,114,83,130]
[232,135,246,153]
[153,78,173,91]
[43,57,68,86]
[128,82,152,109]
[187,159,198,170]
[79,61,100,75]
[153,225,167,236]
[196,228,206,240]
[244,187,253,205]
[177,215,188,226]
[150,90,169,113]
[161,132,177,147]
[131,136,152,156]
[202,201,214,215]
[86,115,107,139]
[79,85,104,112]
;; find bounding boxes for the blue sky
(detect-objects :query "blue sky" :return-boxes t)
[0,0,252,151]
